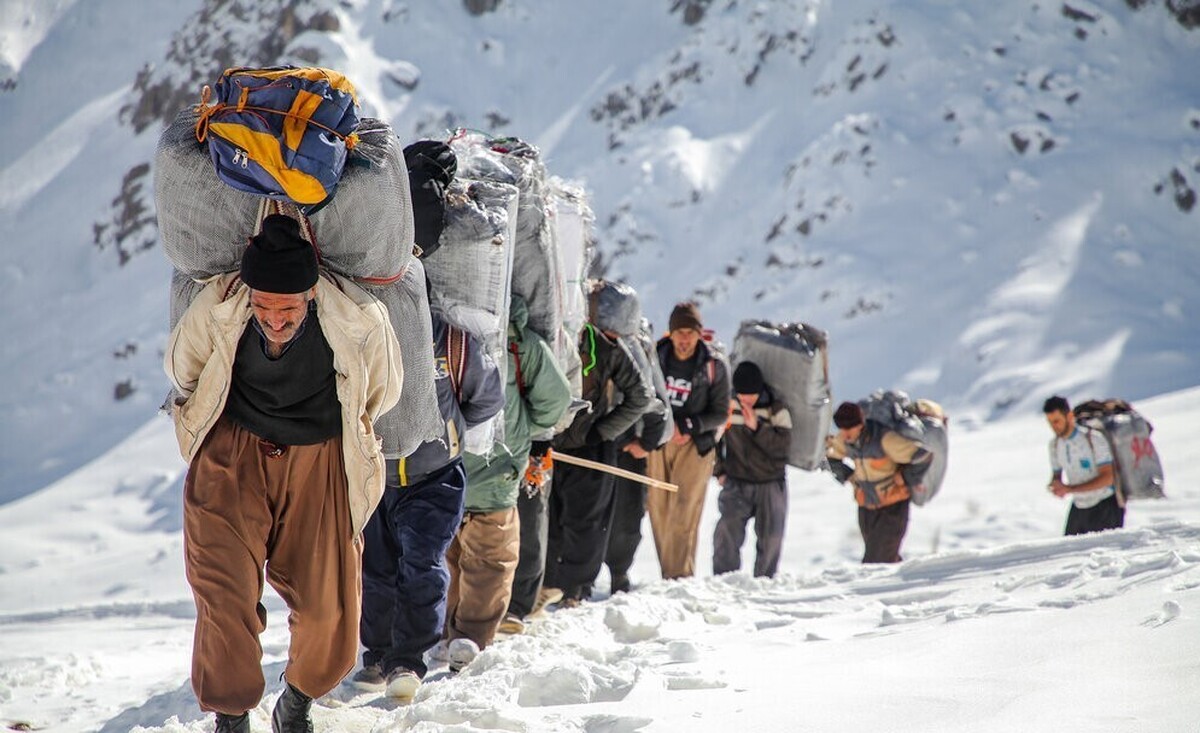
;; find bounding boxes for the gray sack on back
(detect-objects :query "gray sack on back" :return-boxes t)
[858,389,949,506]
[732,320,832,471]
[1074,400,1165,501]
[156,110,413,280]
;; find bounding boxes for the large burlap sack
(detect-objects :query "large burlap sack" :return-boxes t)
[731,321,833,471]
[156,109,413,280]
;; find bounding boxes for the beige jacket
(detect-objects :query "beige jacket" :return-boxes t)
[827,424,925,509]
[164,272,402,537]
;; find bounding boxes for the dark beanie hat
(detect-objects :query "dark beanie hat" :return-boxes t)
[668,302,703,332]
[732,361,765,395]
[241,215,320,294]
[833,401,865,429]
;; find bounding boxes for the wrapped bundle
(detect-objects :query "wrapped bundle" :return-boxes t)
[156,110,413,281]
[421,178,519,451]
[363,258,443,459]
[731,320,833,471]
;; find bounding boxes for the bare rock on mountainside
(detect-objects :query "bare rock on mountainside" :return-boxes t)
[93,164,155,266]
[464,0,502,16]
[120,0,341,134]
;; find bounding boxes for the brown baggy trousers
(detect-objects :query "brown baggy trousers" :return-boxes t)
[445,507,520,649]
[184,418,361,715]
[646,440,716,579]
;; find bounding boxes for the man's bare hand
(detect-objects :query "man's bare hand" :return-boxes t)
[623,442,649,459]
[1048,478,1071,498]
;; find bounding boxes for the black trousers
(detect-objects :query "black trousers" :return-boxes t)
[1065,493,1125,536]
[545,441,617,600]
[507,479,550,618]
[604,452,647,582]
[857,499,910,564]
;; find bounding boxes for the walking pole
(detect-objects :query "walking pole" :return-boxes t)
[550,451,679,493]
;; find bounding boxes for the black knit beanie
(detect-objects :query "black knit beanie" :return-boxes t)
[732,361,765,395]
[241,215,319,294]
[833,402,865,429]
[668,302,703,332]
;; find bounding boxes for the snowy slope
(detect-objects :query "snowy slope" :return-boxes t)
[1,0,1198,502]
[0,387,1197,732]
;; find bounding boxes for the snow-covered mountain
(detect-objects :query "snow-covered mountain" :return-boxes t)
[1,0,1198,500]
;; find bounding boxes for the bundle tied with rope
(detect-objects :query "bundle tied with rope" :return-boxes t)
[157,65,441,457]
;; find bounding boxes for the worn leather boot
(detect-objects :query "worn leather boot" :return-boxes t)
[271,683,313,733]
[214,712,250,733]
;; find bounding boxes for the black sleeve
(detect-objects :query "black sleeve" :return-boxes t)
[595,340,656,443]
[689,355,732,435]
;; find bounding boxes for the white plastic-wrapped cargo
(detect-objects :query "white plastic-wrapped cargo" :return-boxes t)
[449,133,564,345]
[547,176,594,413]
[858,389,949,506]
[731,321,833,471]
[421,177,518,452]
[547,176,593,353]
[156,110,413,281]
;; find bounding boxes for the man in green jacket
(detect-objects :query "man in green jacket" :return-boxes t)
[445,294,571,671]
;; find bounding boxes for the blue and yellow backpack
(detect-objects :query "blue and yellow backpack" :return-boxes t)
[194,66,360,210]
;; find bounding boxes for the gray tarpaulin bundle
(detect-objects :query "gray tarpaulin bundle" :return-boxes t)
[421,177,518,452]
[591,279,643,338]
[858,389,949,506]
[158,110,441,456]
[731,320,833,471]
[363,259,442,459]
[157,110,414,280]
[1074,399,1165,501]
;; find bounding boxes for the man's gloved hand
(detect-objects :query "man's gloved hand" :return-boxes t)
[529,440,552,460]
[827,457,854,484]
[522,448,554,498]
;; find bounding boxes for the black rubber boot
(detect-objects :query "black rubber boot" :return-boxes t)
[271,683,314,733]
[214,712,250,733]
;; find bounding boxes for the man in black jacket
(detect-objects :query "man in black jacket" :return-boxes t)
[712,362,792,578]
[544,320,655,605]
[647,302,732,579]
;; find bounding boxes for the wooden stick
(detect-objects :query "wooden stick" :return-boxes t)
[551,451,679,493]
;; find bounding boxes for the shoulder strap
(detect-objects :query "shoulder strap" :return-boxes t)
[221,275,244,301]
[446,326,467,402]
[509,341,527,398]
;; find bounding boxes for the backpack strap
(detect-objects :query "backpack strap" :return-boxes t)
[446,325,468,402]
[509,341,527,398]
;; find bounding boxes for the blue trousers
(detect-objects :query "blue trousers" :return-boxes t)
[360,459,466,678]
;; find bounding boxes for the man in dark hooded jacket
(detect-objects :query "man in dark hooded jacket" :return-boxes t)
[544,318,655,605]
